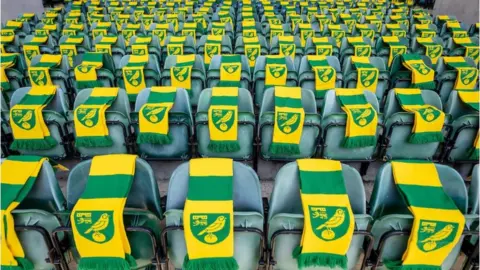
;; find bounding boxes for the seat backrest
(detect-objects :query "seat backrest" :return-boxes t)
[10,86,69,114]
[166,161,263,213]
[383,89,442,119]
[197,88,254,113]
[436,56,476,76]
[66,157,162,218]
[253,55,296,77]
[299,55,341,76]
[119,54,161,73]
[343,56,386,75]
[73,53,116,73]
[470,165,479,215]
[24,34,56,49]
[268,162,366,220]
[370,162,468,218]
[259,87,317,116]
[321,89,380,118]
[163,54,205,74]
[73,88,131,117]
[1,158,66,212]
[208,54,250,76]
[197,35,232,50]
[30,55,70,74]
[444,91,478,120]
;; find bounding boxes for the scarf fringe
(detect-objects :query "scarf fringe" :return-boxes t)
[136,132,172,145]
[1,257,35,270]
[78,257,131,270]
[292,246,348,269]
[342,136,377,148]
[411,81,436,90]
[10,136,57,151]
[469,148,479,160]
[269,143,300,155]
[384,260,442,270]
[218,81,241,87]
[76,81,103,91]
[75,136,113,148]
[183,255,239,270]
[208,141,241,153]
[125,253,137,267]
[408,132,444,144]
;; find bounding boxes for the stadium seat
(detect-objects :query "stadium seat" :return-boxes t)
[147,23,176,47]
[132,87,193,159]
[196,88,255,159]
[445,36,480,58]
[370,162,472,270]
[268,161,371,270]
[304,36,339,57]
[58,35,92,66]
[470,165,479,215]
[22,35,56,65]
[34,23,61,41]
[164,160,264,269]
[339,36,375,64]
[62,22,88,37]
[374,36,410,69]
[1,24,23,53]
[196,35,234,66]
[2,157,68,269]
[116,54,161,100]
[63,156,163,269]
[0,53,27,101]
[93,34,126,68]
[29,55,71,104]
[2,20,32,44]
[435,57,478,103]
[442,90,479,163]
[469,23,479,39]
[207,21,234,43]
[381,89,445,160]
[320,89,382,160]
[234,35,269,57]
[258,87,320,160]
[411,23,439,39]
[439,21,469,41]
[71,52,116,93]
[71,88,132,157]
[207,55,251,89]
[9,86,70,158]
[90,21,118,40]
[389,54,434,89]
[253,56,298,106]
[162,35,196,63]
[126,35,162,67]
[410,36,445,61]
[381,23,409,38]
[270,35,304,70]
[161,55,206,107]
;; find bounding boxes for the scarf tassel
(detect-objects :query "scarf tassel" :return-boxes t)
[269,142,300,155]
[183,255,239,270]
[76,80,104,90]
[343,136,377,148]
[408,132,444,144]
[136,132,172,145]
[10,136,57,151]
[78,256,134,270]
[75,136,113,148]
[292,246,348,269]
[411,81,436,90]
[469,148,479,160]
[2,257,35,270]
[208,141,241,153]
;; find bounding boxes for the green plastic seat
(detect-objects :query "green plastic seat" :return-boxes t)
[298,55,343,108]
[71,53,116,94]
[162,35,196,63]
[389,54,434,89]
[410,36,445,63]
[439,21,469,41]
[207,22,235,43]
[34,23,61,41]
[410,24,439,39]
[339,36,375,64]
[4,158,67,270]
[262,24,292,43]
[304,36,339,57]
[259,87,321,160]
[234,35,270,56]
[116,54,161,93]
[435,57,478,104]
[374,36,410,69]
[268,161,371,269]
[235,21,263,38]
[71,88,132,158]
[160,55,206,107]
[381,89,444,160]
[445,37,480,57]
[207,55,251,88]
[9,86,70,158]
[370,162,473,270]
[64,157,163,269]
[58,34,92,55]
[196,88,255,159]
[342,56,389,104]
[196,35,234,62]
[22,35,56,55]
[320,89,382,160]
[470,165,479,215]
[132,87,193,159]
[442,90,479,162]
[253,56,298,106]
[126,35,162,67]
[164,160,264,270]
[0,53,27,102]
[93,35,127,69]
[270,35,304,70]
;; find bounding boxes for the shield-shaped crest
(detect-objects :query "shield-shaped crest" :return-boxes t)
[243,30,256,38]
[35,29,49,36]
[466,47,479,62]
[73,211,115,243]
[460,69,478,85]
[122,30,136,40]
[309,206,350,241]
[453,31,467,38]
[29,69,48,86]
[12,109,36,130]
[76,107,100,127]
[61,48,76,58]
[361,29,374,39]
[124,69,143,87]
[355,46,371,57]
[332,30,345,40]
[421,31,436,38]
[246,47,260,61]
[268,65,287,79]
[212,109,235,132]
[359,69,378,87]
[63,29,77,36]
[205,44,220,58]
[426,45,442,60]
[392,30,406,37]
[220,17,232,24]
[410,63,431,75]
[418,106,441,122]
[276,111,301,134]
[183,29,196,38]
[350,107,375,127]
[190,213,230,245]
[141,105,167,123]
[222,63,240,74]
[42,18,55,24]
[153,30,166,42]
[316,67,335,83]
[416,219,459,252]
[316,47,332,56]
[143,19,153,28]
[301,30,314,41]
[269,19,281,25]
[132,48,146,55]
[172,66,191,82]
[280,44,295,57]
[271,30,284,39]
[168,45,183,55]
[134,11,143,21]
[212,28,225,35]
[392,47,407,57]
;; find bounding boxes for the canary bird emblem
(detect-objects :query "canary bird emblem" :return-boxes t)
[222,63,240,74]
[466,48,479,60]
[309,206,351,241]
[410,63,431,75]
[212,28,224,35]
[277,112,301,134]
[153,30,166,41]
[29,69,48,86]
[142,105,167,123]
[460,68,478,85]
[191,214,230,245]
[76,108,99,127]
[168,45,182,55]
[417,220,458,252]
[280,44,295,57]
[172,66,191,82]
[316,67,335,83]
[75,211,114,243]
[212,109,235,132]
[25,49,39,62]
[12,109,36,130]
[206,44,220,58]
[360,68,378,88]
[267,65,286,79]
[418,106,440,122]
[426,45,442,59]
[124,68,143,87]
[246,47,260,61]
[355,46,372,57]
[351,107,375,127]
[317,47,333,56]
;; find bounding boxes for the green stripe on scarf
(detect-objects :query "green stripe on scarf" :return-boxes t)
[74,53,104,90]
[401,54,436,90]
[218,55,242,87]
[1,53,18,91]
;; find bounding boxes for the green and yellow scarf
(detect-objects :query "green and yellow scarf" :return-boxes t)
[63,23,84,36]
[394,88,445,144]
[443,57,479,90]
[446,21,468,38]
[388,161,465,269]
[71,154,137,270]
[401,54,436,90]
[265,56,288,90]
[152,23,170,46]
[242,20,257,37]
[211,22,226,36]
[10,86,57,151]
[365,15,383,33]
[270,86,305,155]
[244,37,261,71]
[270,24,284,43]
[95,35,117,56]
[352,56,379,93]
[23,36,49,67]
[137,86,176,145]
[0,53,18,91]
[453,37,480,65]
[183,158,237,270]
[416,37,443,65]
[1,29,16,53]
[75,53,104,89]
[340,14,356,33]
[386,23,407,38]
[293,159,354,269]
[59,35,83,66]
[92,22,112,40]
[219,55,242,87]
[456,90,479,159]
[35,24,57,37]
[415,24,437,38]
[328,24,346,48]
[208,87,240,152]
[390,14,409,29]
[74,87,119,147]
[170,55,195,96]
[165,14,179,32]
[381,36,408,68]
[1,155,49,269]
[336,88,377,148]
[28,54,61,87]
[130,36,152,56]
[312,37,334,56]
[307,55,336,98]
[167,36,186,56]
[347,37,372,57]
[122,24,141,46]
[205,35,223,68]
[123,55,148,101]
[182,23,197,44]
[356,24,376,42]
[278,35,296,63]
[298,23,314,47]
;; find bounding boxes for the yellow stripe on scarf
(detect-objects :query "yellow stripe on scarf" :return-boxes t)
[278,35,296,62]
[401,55,435,89]
[453,37,480,65]
[205,35,223,66]
[457,90,480,111]
[352,56,379,93]
[270,24,284,44]
[122,55,148,101]
[28,54,62,87]
[328,24,345,47]
[170,54,195,92]
[265,56,288,88]
[208,87,240,152]
[152,23,170,46]
[443,57,479,90]
[23,36,48,67]
[60,36,83,66]
[0,54,17,90]
[95,36,117,55]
